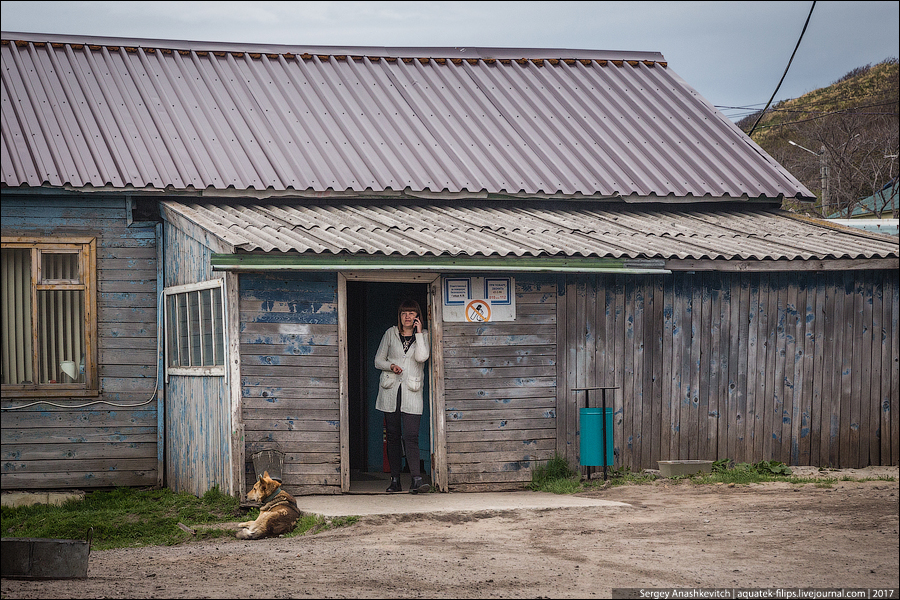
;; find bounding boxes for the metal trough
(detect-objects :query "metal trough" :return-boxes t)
[1,536,91,579]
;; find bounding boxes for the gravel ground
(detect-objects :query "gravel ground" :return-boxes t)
[2,466,897,599]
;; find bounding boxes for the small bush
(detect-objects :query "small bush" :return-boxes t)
[694,460,794,485]
[528,454,580,492]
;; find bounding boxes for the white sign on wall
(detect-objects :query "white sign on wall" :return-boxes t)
[442,276,516,322]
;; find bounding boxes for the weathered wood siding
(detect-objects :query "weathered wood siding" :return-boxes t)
[562,270,899,471]
[1,194,160,489]
[239,273,341,496]
[161,221,232,496]
[443,276,559,488]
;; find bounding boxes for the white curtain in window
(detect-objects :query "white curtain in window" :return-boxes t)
[1,248,33,384]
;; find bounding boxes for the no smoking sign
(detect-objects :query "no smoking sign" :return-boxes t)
[465,299,491,322]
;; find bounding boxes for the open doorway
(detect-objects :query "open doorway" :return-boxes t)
[346,280,431,492]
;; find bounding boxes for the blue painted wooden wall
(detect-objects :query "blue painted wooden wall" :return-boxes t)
[239,272,341,495]
[161,220,232,496]
[1,193,160,489]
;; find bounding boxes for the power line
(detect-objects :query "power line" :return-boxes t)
[719,59,898,121]
[744,100,900,132]
[746,1,817,136]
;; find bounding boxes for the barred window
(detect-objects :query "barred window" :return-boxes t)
[1,238,98,396]
[164,280,226,377]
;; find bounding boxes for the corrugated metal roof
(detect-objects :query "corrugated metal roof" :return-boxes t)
[161,200,899,261]
[2,32,814,202]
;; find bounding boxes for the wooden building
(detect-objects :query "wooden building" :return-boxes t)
[2,32,897,497]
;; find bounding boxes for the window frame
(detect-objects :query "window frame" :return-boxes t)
[1,236,99,397]
[163,279,227,379]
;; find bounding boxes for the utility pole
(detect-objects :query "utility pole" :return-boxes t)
[789,141,829,215]
[819,146,828,215]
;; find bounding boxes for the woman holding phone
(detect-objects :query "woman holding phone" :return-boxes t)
[374,299,431,493]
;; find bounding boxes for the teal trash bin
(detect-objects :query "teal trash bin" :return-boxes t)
[579,407,613,466]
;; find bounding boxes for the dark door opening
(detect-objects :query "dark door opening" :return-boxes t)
[347,280,431,489]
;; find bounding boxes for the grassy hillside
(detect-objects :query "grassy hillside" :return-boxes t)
[738,59,898,217]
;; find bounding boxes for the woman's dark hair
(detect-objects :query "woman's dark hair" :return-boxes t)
[397,299,423,329]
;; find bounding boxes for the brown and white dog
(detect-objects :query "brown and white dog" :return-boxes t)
[236,471,301,540]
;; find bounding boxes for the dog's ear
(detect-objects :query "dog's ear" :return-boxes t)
[258,473,265,483]
[262,471,270,480]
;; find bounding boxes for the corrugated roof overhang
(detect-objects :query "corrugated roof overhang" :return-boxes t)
[209,253,671,274]
[161,200,900,273]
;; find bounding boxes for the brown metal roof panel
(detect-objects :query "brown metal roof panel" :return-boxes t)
[2,44,72,187]
[561,61,689,196]
[384,58,554,194]
[629,68,807,200]
[1,36,814,200]
[466,59,786,199]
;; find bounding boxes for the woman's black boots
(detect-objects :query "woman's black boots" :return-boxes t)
[409,477,430,494]
[386,477,402,493]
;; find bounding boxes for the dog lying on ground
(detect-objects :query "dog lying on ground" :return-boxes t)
[236,471,301,540]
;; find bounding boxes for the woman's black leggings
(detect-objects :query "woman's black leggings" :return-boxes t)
[384,390,422,479]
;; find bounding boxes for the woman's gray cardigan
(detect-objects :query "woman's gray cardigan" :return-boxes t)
[374,326,430,415]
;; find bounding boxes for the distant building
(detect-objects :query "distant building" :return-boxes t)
[827,179,899,235]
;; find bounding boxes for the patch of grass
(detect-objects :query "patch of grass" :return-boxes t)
[1,486,359,550]
[814,480,838,488]
[2,486,245,550]
[528,454,581,493]
[694,460,796,485]
[530,458,660,493]
[284,514,360,538]
[603,465,658,487]
[528,455,897,493]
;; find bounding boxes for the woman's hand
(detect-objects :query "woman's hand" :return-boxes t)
[391,363,402,374]
[413,317,422,333]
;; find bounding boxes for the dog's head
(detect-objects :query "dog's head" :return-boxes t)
[247,471,281,503]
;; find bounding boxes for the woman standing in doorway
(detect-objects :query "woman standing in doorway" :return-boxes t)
[374,299,430,494]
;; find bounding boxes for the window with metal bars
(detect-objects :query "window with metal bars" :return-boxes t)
[164,280,226,377]
[1,238,98,396]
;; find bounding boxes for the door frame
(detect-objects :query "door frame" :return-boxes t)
[338,272,446,493]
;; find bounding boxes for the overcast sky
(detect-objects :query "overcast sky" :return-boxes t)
[2,1,897,122]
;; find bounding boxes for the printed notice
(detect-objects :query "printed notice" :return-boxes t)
[445,278,470,305]
[443,276,515,322]
[485,278,511,305]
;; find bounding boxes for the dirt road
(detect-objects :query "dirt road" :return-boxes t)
[3,467,898,599]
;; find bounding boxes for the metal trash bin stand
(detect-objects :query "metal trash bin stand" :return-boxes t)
[573,386,617,479]
[251,450,285,482]
[579,407,614,466]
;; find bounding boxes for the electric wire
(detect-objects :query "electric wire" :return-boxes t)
[1,290,165,411]
[746,1,817,136]
[747,100,900,131]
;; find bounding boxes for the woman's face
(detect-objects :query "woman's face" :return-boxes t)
[400,310,418,329]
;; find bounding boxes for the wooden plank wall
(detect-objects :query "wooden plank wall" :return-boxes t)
[164,374,230,495]
[161,223,232,496]
[1,195,159,489]
[442,276,559,489]
[239,273,341,496]
[563,269,899,471]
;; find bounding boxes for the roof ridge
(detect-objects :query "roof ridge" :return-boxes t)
[0,31,666,63]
